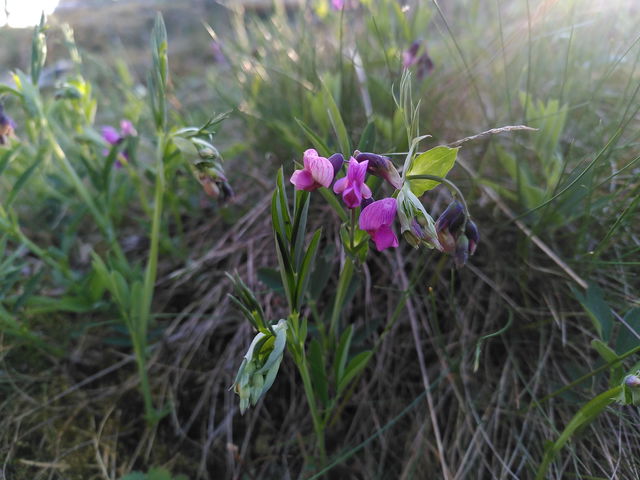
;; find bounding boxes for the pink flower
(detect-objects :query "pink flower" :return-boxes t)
[333,157,372,209]
[359,198,399,251]
[101,126,121,145]
[290,149,334,191]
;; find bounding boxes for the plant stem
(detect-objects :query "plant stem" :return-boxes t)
[293,347,327,466]
[406,173,471,227]
[135,133,167,424]
[328,257,354,340]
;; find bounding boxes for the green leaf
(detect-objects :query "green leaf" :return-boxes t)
[357,121,376,152]
[291,190,310,270]
[120,472,146,480]
[309,339,329,406]
[406,146,459,196]
[573,283,613,341]
[536,386,622,480]
[321,80,350,157]
[591,339,623,386]
[615,309,640,355]
[294,229,322,311]
[337,350,372,395]
[295,118,331,157]
[257,267,284,293]
[6,152,44,207]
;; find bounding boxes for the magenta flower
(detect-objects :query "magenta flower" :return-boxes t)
[359,198,399,251]
[333,157,372,208]
[101,126,121,145]
[290,149,334,191]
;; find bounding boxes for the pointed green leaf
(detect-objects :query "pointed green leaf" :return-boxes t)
[406,146,459,196]
[309,339,329,406]
[337,350,372,395]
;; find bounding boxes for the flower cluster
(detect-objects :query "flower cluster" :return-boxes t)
[290,147,479,260]
[291,149,406,252]
[435,201,480,268]
[290,148,480,262]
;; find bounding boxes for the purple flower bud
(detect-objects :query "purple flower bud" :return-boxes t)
[465,220,480,256]
[625,375,640,388]
[402,40,421,69]
[327,152,344,176]
[454,235,469,269]
[120,120,137,137]
[355,152,403,190]
[415,52,434,80]
[435,201,464,234]
[361,196,375,209]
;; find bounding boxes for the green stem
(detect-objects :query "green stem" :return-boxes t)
[328,257,354,340]
[133,134,167,424]
[406,174,471,227]
[349,208,356,251]
[294,347,327,466]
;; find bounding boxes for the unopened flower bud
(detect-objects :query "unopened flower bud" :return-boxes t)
[625,375,640,388]
[454,234,469,269]
[198,145,221,160]
[232,319,288,414]
[435,201,464,234]
[402,40,421,68]
[465,220,480,255]
[327,152,344,176]
[355,152,403,190]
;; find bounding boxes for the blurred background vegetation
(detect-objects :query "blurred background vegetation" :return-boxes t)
[1,0,639,479]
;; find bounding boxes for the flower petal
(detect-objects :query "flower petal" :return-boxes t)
[308,154,334,188]
[303,149,319,170]
[333,176,347,194]
[290,169,316,191]
[361,183,372,199]
[343,185,362,209]
[371,225,399,251]
[359,198,397,230]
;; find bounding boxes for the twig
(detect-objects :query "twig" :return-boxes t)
[446,125,538,149]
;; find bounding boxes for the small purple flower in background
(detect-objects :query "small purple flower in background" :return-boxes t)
[333,157,372,208]
[354,152,403,190]
[210,39,227,65]
[101,120,137,168]
[0,106,16,145]
[101,126,121,145]
[120,120,137,137]
[330,0,359,10]
[402,40,434,80]
[359,198,399,251]
[402,40,421,69]
[290,149,334,191]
